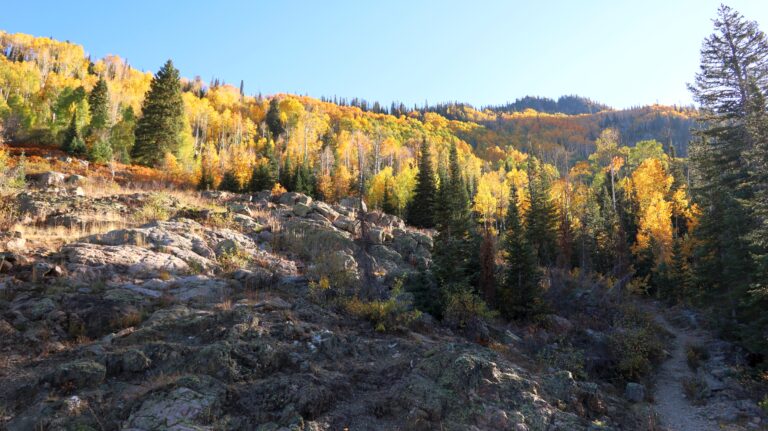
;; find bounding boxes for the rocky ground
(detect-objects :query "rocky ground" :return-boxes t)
[0,169,765,430]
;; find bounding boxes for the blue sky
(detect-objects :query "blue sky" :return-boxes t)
[2,1,767,109]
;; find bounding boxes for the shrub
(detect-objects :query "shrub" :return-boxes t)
[685,343,709,370]
[89,139,113,164]
[682,377,709,405]
[0,194,19,230]
[133,192,173,223]
[536,341,587,380]
[343,280,421,333]
[442,286,496,330]
[217,247,252,273]
[607,326,664,381]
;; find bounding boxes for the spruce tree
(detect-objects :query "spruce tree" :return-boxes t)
[266,98,285,141]
[432,143,476,302]
[688,5,768,314]
[525,160,558,266]
[219,170,240,192]
[62,113,86,157]
[499,188,542,320]
[88,78,110,132]
[405,138,437,228]
[132,60,185,166]
[249,162,275,192]
[382,179,397,215]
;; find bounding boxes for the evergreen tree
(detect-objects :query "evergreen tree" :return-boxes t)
[89,139,113,164]
[62,113,86,157]
[525,160,558,266]
[266,98,285,141]
[132,60,185,166]
[219,170,240,192]
[382,179,397,215]
[405,138,437,228]
[432,143,478,310]
[88,78,109,132]
[499,188,542,319]
[249,161,276,192]
[280,156,295,191]
[688,5,768,316]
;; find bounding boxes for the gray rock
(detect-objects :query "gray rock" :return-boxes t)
[51,360,106,389]
[63,242,190,278]
[123,386,219,430]
[293,202,312,217]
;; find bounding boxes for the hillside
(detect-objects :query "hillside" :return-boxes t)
[1,4,768,430]
[0,162,762,430]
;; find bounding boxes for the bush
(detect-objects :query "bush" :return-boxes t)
[685,343,709,370]
[442,286,496,330]
[133,192,173,223]
[89,139,113,164]
[217,246,252,273]
[607,326,664,381]
[343,280,421,333]
[682,377,709,405]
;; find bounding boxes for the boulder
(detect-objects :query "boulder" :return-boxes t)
[28,171,66,188]
[65,174,88,185]
[123,386,220,430]
[51,360,106,389]
[293,202,312,217]
[312,201,339,222]
[367,227,390,245]
[339,196,366,212]
[62,243,190,278]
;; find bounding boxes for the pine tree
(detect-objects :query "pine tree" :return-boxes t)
[432,143,473,292]
[249,161,276,192]
[219,170,240,192]
[62,113,86,157]
[499,188,542,320]
[688,5,768,314]
[280,157,294,191]
[405,138,437,228]
[525,160,558,266]
[88,78,109,132]
[382,179,397,215]
[132,60,185,166]
[266,98,285,141]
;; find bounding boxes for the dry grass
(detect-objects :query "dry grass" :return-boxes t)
[13,221,130,250]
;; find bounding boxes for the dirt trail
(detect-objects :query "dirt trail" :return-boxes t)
[650,303,720,431]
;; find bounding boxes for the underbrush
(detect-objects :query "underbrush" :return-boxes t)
[343,281,422,333]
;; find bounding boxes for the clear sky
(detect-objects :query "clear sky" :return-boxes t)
[2,1,768,109]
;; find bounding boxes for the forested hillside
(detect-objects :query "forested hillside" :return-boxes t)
[0,2,765,364]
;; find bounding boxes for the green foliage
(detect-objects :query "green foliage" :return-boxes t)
[607,308,665,381]
[133,192,173,222]
[109,107,136,163]
[218,170,241,192]
[249,160,276,192]
[433,143,474,293]
[536,341,587,380]
[406,138,437,228]
[88,139,113,164]
[526,159,558,266]
[442,286,496,330]
[88,78,110,132]
[132,60,185,166]
[62,113,87,157]
[343,280,422,333]
[499,188,544,320]
[265,98,285,140]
